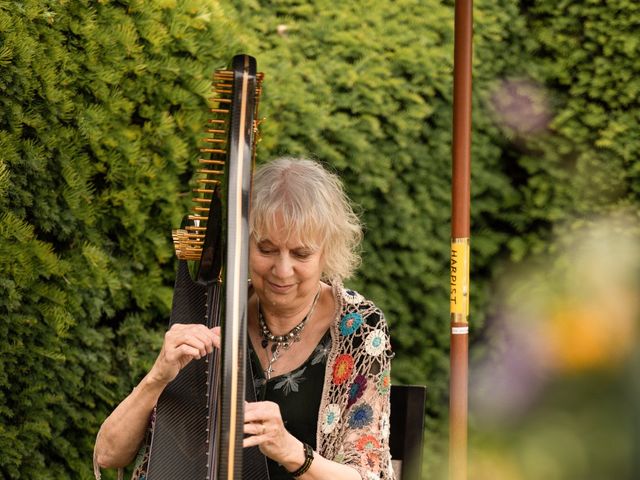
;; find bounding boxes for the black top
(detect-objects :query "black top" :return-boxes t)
[248,331,331,479]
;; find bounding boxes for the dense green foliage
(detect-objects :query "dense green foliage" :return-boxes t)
[510,0,640,252]
[0,0,240,477]
[1,0,639,478]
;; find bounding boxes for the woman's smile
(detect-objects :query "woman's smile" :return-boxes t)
[267,280,295,293]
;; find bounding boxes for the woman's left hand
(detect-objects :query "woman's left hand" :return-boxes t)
[243,401,304,469]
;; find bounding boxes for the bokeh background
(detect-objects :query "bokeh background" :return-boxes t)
[1,0,638,478]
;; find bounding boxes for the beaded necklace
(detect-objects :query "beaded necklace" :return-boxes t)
[258,288,321,380]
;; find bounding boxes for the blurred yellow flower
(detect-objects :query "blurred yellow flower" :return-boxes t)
[544,302,636,373]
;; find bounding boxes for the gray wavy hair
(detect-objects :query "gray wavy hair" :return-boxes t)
[250,157,363,281]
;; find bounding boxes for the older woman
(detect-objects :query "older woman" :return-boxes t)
[94,158,395,479]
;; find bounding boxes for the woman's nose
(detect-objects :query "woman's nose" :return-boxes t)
[272,254,293,278]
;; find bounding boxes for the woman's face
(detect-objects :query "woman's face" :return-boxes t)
[249,225,324,315]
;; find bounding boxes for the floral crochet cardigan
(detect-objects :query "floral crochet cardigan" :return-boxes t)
[314,284,395,479]
[95,283,395,480]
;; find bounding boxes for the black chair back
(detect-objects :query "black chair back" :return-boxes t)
[389,385,427,479]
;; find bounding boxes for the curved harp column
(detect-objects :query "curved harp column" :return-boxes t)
[219,53,259,480]
[146,55,267,480]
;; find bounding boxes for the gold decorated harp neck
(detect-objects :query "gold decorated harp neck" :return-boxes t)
[172,60,264,261]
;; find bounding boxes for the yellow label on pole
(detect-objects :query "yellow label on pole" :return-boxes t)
[450,239,470,318]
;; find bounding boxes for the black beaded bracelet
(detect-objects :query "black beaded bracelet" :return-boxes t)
[290,442,314,478]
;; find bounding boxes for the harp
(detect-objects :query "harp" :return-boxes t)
[146,54,269,480]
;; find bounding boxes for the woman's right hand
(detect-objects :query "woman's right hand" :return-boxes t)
[95,323,221,470]
[148,324,221,386]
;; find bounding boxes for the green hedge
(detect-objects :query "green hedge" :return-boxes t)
[0,1,240,477]
[510,0,640,250]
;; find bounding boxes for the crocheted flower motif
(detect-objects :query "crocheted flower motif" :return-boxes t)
[356,434,381,451]
[332,354,354,384]
[339,313,363,336]
[363,451,381,471]
[364,329,386,356]
[348,403,373,429]
[366,473,381,480]
[343,288,364,304]
[321,403,341,434]
[377,368,391,395]
[347,374,367,408]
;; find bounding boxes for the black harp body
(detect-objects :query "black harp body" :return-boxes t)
[146,55,269,480]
